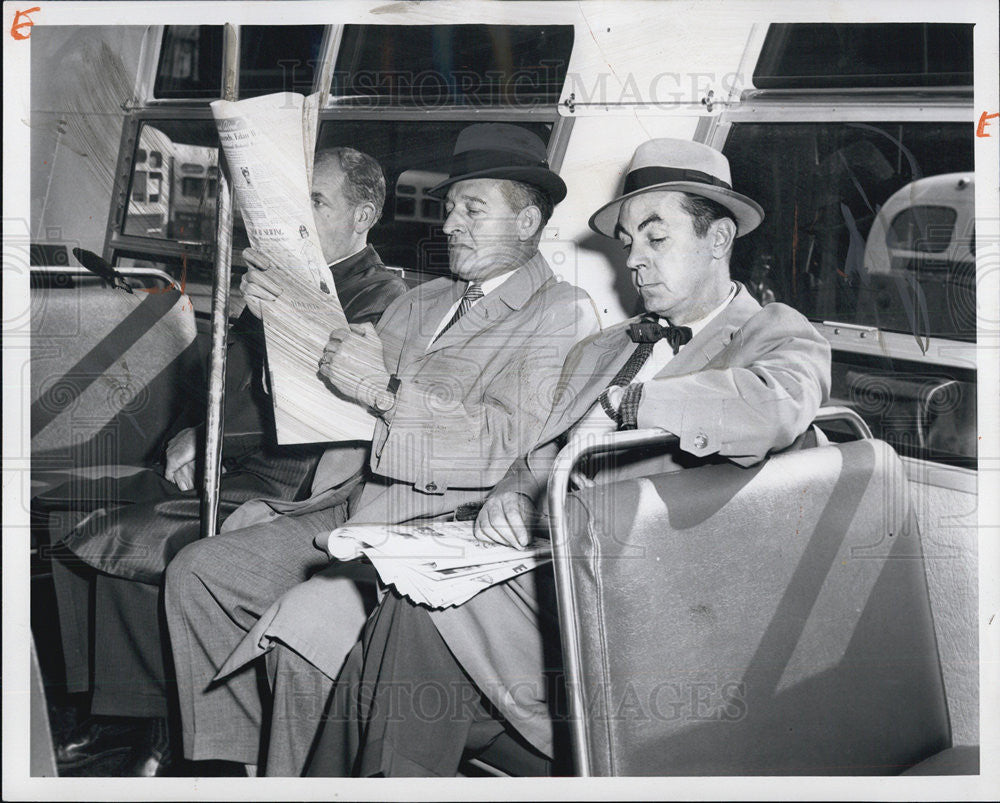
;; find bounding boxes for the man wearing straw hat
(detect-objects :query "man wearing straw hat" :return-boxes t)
[164,123,599,775]
[303,138,832,776]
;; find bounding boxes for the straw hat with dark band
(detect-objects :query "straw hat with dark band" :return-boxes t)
[429,123,567,205]
[589,138,764,238]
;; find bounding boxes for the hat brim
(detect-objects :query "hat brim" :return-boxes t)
[588,182,764,239]
[428,166,567,205]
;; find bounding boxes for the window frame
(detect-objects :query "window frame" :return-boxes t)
[701,95,976,472]
[108,24,575,317]
[701,100,975,371]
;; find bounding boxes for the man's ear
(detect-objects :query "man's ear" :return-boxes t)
[354,202,378,233]
[516,204,543,242]
[709,217,737,258]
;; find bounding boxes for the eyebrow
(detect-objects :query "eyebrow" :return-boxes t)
[615,212,663,240]
[311,190,329,204]
[636,213,663,232]
[454,193,487,206]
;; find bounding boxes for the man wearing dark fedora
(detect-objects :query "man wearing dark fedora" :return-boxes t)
[164,123,599,775]
[301,138,832,776]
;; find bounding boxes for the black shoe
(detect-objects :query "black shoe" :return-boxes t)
[122,717,174,777]
[55,716,146,769]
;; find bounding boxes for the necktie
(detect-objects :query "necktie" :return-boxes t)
[627,316,693,354]
[611,317,693,386]
[598,316,693,424]
[435,282,484,341]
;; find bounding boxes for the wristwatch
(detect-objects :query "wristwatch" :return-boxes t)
[372,374,401,413]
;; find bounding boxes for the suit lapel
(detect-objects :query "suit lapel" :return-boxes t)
[422,253,553,355]
[534,284,762,445]
[395,279,458,368]
[653,283,762,378]
[534,323,635,445]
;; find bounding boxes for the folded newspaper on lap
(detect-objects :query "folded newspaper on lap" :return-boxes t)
[210,92,376,445]
[322,521,552,608]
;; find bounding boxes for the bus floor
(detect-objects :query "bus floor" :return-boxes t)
[33,572,244,778]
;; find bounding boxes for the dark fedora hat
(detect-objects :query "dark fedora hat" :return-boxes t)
[428,123,567,205]
[589,138,764,238]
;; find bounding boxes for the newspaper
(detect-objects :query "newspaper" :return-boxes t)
[320,521,551,608]
[210,92,376,444]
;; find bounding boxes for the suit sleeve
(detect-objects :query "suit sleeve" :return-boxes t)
[374,293,600,493]
[634,305,831,466]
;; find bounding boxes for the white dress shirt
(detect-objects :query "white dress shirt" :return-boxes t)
[569,282,738,444]
[427,268,517,346]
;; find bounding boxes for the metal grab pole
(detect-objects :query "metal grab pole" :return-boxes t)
[200,168,234,538]
[200,24,239,538]
[546,428,677,776]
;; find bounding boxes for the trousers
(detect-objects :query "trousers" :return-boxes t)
[163,503,373,770]
[45,448,324,718]
[305,590,553,777]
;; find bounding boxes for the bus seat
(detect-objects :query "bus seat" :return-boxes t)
[556,437,950,775]
[30,285,203,478]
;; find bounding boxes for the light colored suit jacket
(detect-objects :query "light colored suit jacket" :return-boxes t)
[221,251,599,532]
[492,283,832,505]
[429,284,832,757]
[216,252,600,678]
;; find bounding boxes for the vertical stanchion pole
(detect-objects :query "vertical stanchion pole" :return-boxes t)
[201,23,239,538]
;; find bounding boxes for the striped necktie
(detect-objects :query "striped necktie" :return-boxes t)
[435,282,484,341]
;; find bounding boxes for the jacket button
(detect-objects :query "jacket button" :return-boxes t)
[425,482,438,492]
[693,433,709,450]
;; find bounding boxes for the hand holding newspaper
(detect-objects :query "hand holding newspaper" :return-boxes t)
[210,92,377,445]
[319,521,552,608]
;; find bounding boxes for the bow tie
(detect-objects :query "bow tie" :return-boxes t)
[627,316,693,354]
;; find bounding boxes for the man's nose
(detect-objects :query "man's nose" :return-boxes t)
[626,247,646,272]
[442,210,462,236]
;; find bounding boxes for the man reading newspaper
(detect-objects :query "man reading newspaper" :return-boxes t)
[164,123,599,775]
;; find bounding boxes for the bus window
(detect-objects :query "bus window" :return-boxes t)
[722,121,975,467]
[123,122,220,246]
[331,24,574,106]
[753,23,973,89]
[239,25,326,98]
[724,122,974,340]
[316,118,555,280]
[153,25,224,99]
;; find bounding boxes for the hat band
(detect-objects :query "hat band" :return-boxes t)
[623,166,732,195]
[449,148,550,180]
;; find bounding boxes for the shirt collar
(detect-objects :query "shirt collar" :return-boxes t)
[472,267,518,298]
[661,282,737,338]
